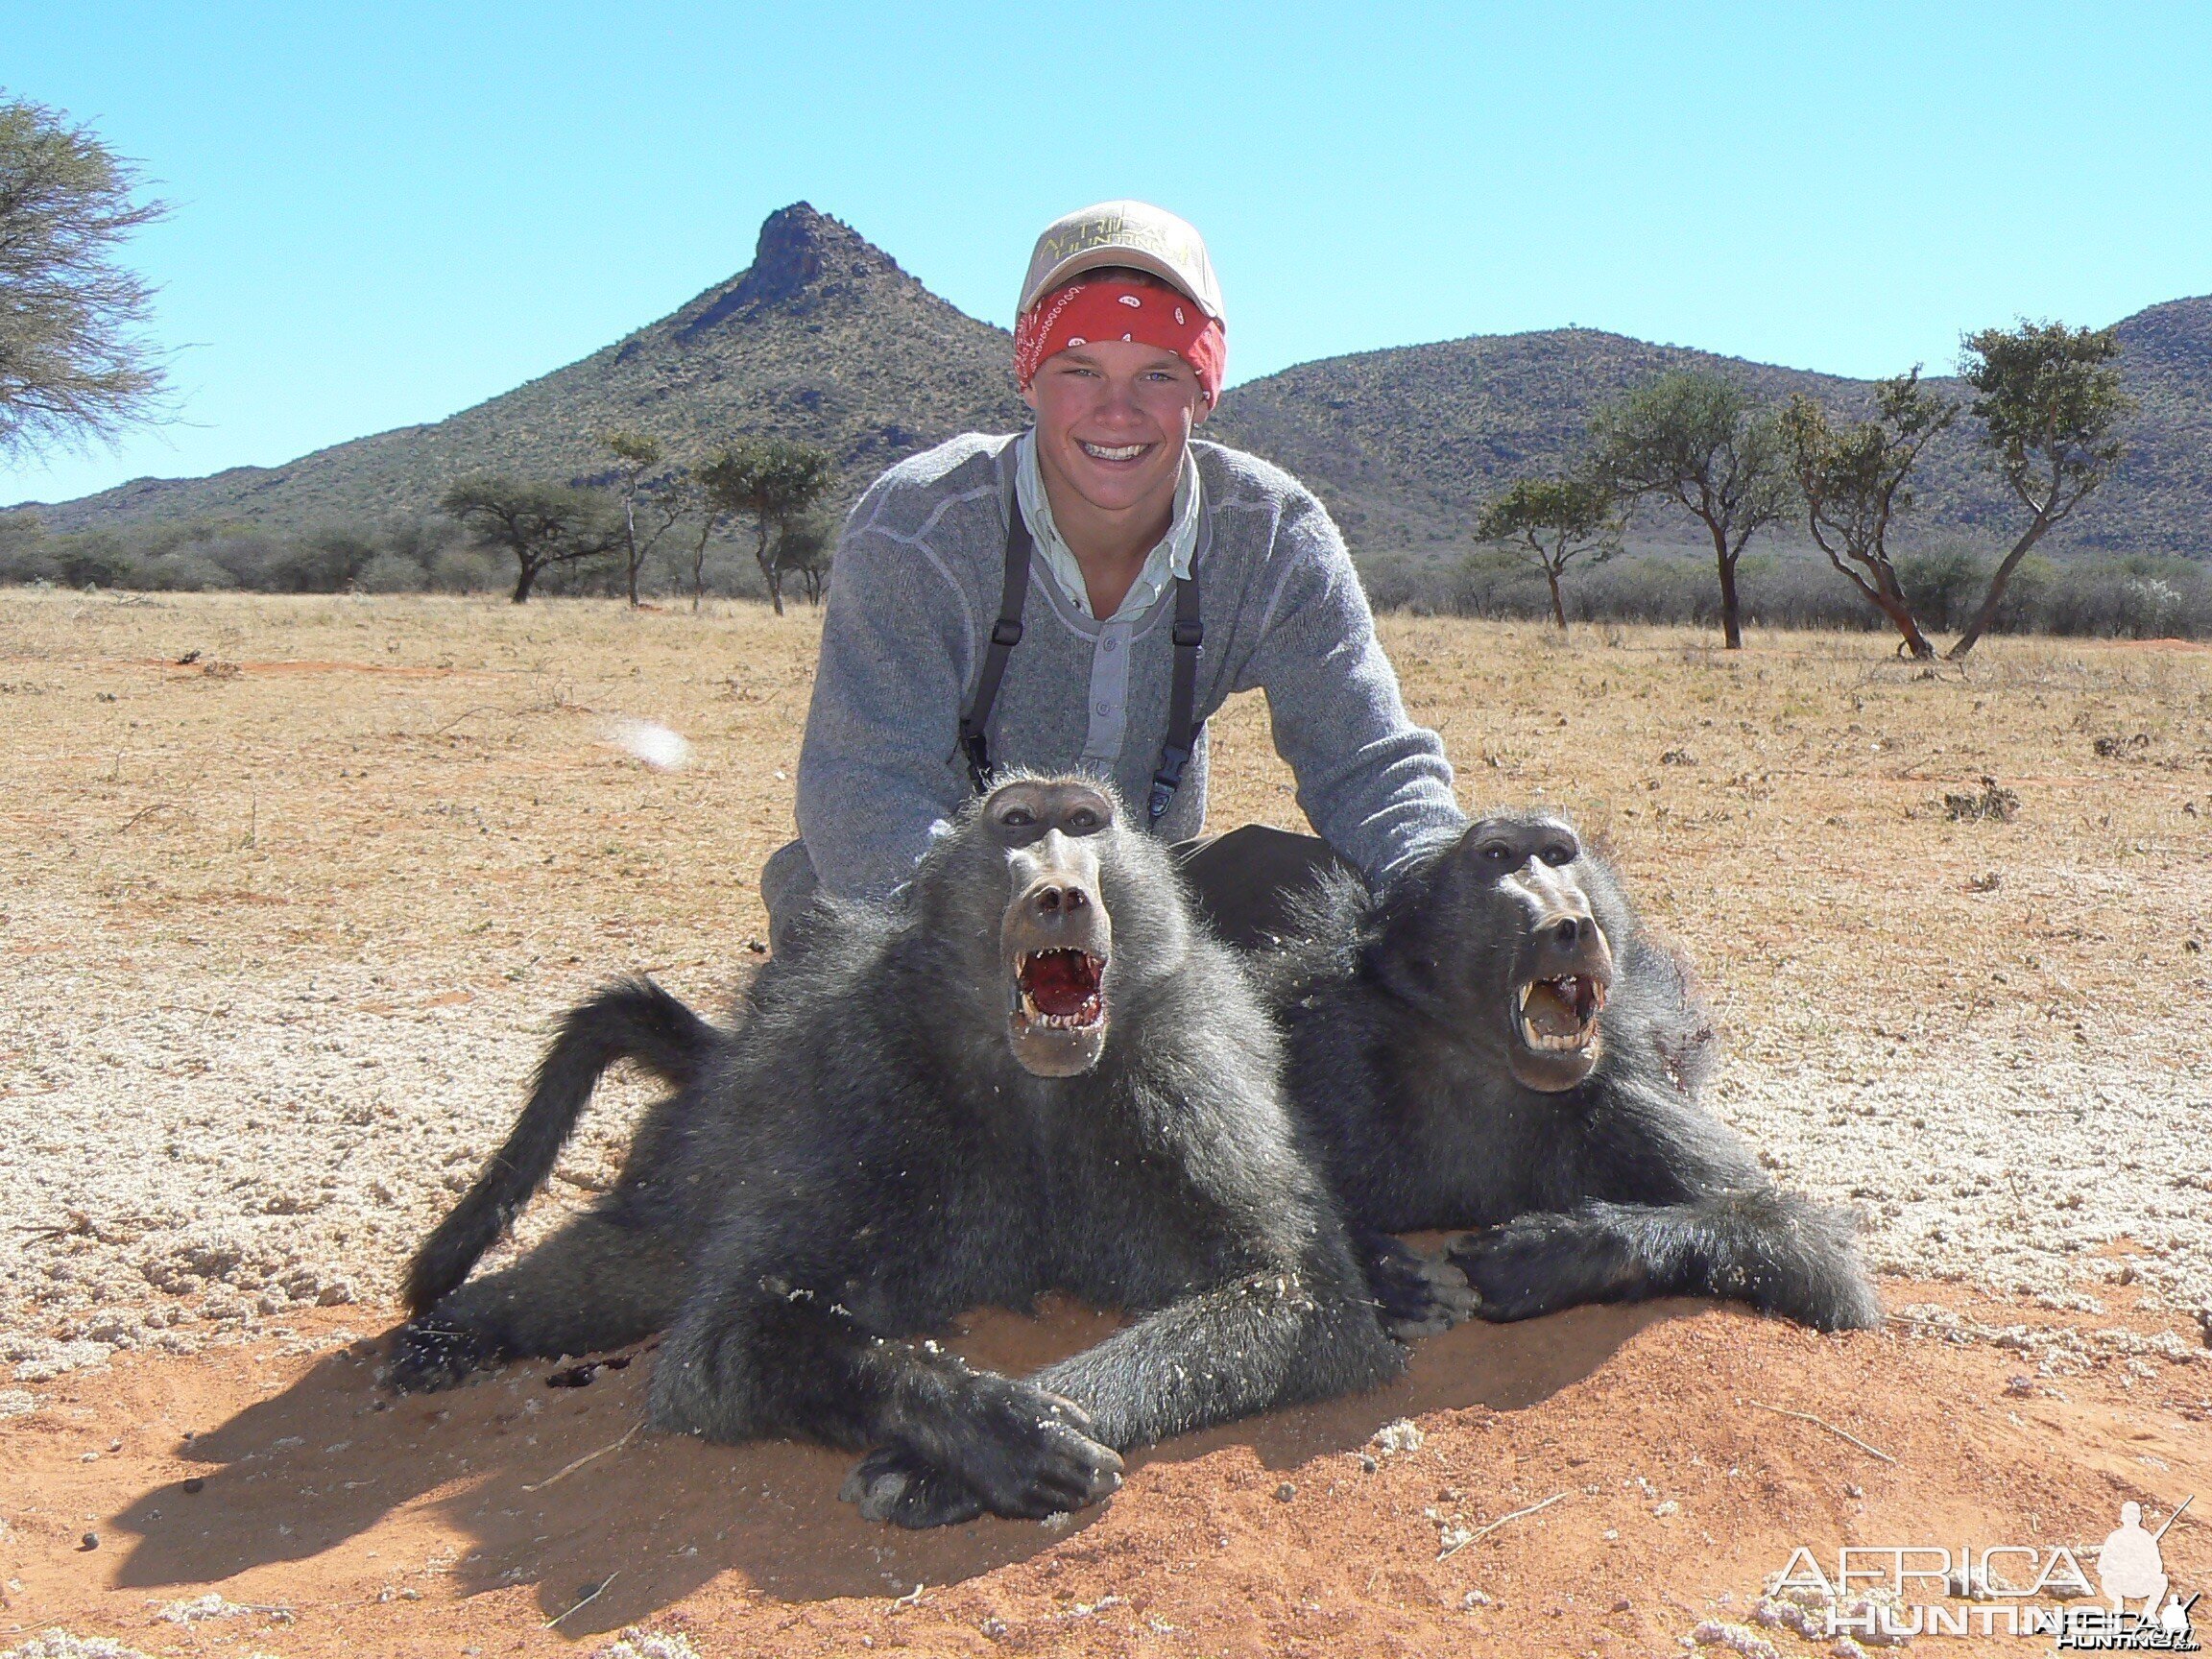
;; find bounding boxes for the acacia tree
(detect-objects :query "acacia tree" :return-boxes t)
[0,93,170,459]
[601,430,685,606]
[659,470,731,613]
[440,476,620,603]
[1589,372,1793,649]
[1474,474,1620,631]
[1946,323,2130,660]
[772,514,834,606]
[698,439,834,614]
[1777,370,1957,660]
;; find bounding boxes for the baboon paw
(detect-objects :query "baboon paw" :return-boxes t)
[1447,1214,1623,1324]
[1361,1234,1481,1338]
[839,1446,986,1529]
[387,1315,496,1393]
[930,1377,1123,1520]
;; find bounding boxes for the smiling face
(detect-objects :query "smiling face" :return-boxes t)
[1022,334,1211,529]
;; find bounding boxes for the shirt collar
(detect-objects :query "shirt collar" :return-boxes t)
[1015,430,1200,623]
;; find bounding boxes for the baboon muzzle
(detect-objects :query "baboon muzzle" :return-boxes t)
[1507,862,1613,1089]
[1002,831,1113,1076]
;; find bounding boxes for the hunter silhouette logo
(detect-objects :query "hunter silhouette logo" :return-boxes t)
[1769,1494,2196,1647]
[2075,1496,2198,1652]
[2100,1502,2176,1616]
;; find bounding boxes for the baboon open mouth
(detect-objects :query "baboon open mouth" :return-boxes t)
[1517,974,1606,1052]
[1015,949,1106,1030]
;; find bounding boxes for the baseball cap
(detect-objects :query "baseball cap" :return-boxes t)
[1018,201,1225,325]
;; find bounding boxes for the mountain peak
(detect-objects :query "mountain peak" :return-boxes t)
[670,203,911,341]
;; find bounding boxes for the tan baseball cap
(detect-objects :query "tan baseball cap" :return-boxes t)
[1018,200,1225,324]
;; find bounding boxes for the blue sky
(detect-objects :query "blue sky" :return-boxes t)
[7,2,2209,507]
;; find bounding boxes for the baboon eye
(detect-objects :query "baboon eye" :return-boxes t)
[1477,842,1511,864]
[999,806,1035,828]
[1065,806,1101,832]
[1540,841,1576,867]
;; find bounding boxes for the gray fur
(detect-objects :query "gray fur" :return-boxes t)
[392,776,1403,1527]
[1255,810,1883,1334]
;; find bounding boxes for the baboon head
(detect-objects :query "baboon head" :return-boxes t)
[909,774,1190,1079]
[1382,812,1616,1093]
[982,778,1118,1077]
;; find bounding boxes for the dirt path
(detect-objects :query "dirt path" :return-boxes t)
[4,1286,2206,1659]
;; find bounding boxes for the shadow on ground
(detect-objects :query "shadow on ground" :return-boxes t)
[106,1292,1694,1633]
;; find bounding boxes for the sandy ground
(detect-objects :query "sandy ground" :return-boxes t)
[2,591,2208,1655]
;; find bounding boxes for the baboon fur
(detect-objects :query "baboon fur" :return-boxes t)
[1256,811,1883,1334]
[394,776,1403,1528]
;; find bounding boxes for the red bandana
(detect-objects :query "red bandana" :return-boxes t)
[1013,278,1228,405]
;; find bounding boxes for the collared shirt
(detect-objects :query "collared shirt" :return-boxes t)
[1014,428,1201,622]
[797,433,1465,901]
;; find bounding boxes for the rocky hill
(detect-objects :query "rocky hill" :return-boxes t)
[21,203,2210,558]
[1207,297,2212,558]
[28,204,1029,534]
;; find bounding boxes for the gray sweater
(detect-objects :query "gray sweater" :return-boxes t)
[795,433,1464,898]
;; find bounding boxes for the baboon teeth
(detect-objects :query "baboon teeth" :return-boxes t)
[1521,1018,1595,1052]
[1516,975,1602,1051]
[1014,950,1107,1030]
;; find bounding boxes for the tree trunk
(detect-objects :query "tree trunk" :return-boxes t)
[511,556,539,605]
[1945,517,2052,660]
[690,521,711,613]
[755,522,782,617]
[623,497,640,607]
[1711,523,1743,649]
[1872,590,1935,659]
[1860,561,1935,660]
[1547,567,1567,632]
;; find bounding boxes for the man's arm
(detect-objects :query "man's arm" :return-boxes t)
[1238,489,1464,884]
[794,496,979,899]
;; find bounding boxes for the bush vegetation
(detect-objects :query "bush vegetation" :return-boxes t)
[0,507,796,604]
[8,504,2200,640]
[1361,540,2212,640]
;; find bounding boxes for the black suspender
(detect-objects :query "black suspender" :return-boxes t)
[1148,576,1203,825]
[958,497,1031,796]
[960,492,1205,827]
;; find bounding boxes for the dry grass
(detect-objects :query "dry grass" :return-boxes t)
[2,591,2208,1368]
[3,591,2205,1020]
[1364,616,2212,1061]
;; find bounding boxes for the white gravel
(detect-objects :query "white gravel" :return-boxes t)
[5,927,2206,1387]
[2,897,669,1381]
[1719,1001,2212,1318]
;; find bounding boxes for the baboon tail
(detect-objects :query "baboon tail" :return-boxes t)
[401,976,717,1315]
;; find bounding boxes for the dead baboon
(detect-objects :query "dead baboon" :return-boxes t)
[394,776,1403,1527]
[1252,811,1882,1334]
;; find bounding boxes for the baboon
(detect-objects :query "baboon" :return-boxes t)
[1253,811,1882,1334]
[395,776,1403,1527]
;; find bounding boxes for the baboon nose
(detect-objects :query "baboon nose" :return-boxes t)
[1551,916,1586,948]
[1036,884,1089,915]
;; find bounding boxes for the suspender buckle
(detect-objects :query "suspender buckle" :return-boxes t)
[1148,745,1192,825]
[1171,618,1204,648]
[989,617,1024,647]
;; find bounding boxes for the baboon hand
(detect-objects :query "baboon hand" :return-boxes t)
[838,1446,987,1528]
[1447,1212,1642,1323]
[864,1376,1122,1524]
[1361,1233,1481,1338]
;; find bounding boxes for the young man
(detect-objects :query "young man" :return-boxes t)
[767,200,1462,938]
